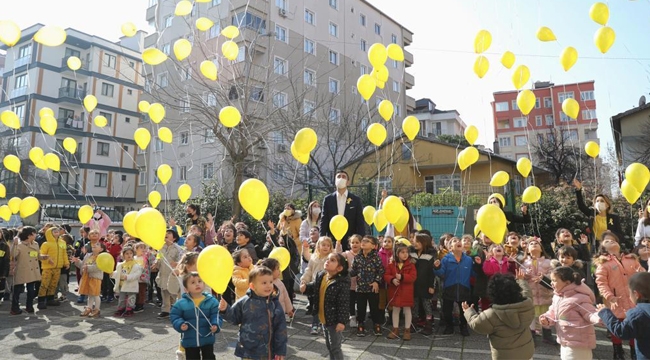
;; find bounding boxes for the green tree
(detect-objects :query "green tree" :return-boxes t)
[437,134,470,147]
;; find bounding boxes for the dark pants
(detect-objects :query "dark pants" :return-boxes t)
[324,325,344,360]
[101,273,114,298]
[185,344,215,360]
[149,272,161,302]
[443,298,468,328]
[12,282,38,312]
[349,290,356,316]
[282,277,295,303]
[136,282,147,306]
[356,292,382,325]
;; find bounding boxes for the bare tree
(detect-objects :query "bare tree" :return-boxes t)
[629,119,650,165]
[532,128,586,185]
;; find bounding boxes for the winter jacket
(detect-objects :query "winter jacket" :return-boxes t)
[262,231,300,287]
[305,270,350,327]
[39,228,70,270]
[335,241,357,290]
[106,242,121,270]
[378,247,392,269]
[0,241,10,278]
[85,212,112,237]
[155,242,183,291]
[350,249,384,293]
[410,247,437,299]
[471,248,489,298]
[464,279,536,360]
[170,292,222,348]
[221,288,287,359]
[435,252,476,302]
[72,253,103,280]
[301,253,328,285]
[523,256,553,306]
[549,259,586,283]
[595,253,644,318]
[135,254,151,283]
[274,279,293,314]
[542,282,600,349]
[383,259,417,308]
[554,242,591,263]
[599,303,650,360]
[232,264,254,300]
[12,240,41,284]
[236,241,259,264]
[279,210,302,255]
[482,256,516,278]
[113,261,143,293]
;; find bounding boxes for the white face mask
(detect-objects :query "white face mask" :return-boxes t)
[335,178,347,189]
[596,202,607,213]
[282,209,293,217]
[312,208,321,216]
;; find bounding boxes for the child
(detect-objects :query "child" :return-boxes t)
[594,230,644,359]
[550,246,586,282]
[481,243,515,311]
[102,232,123,302]
[170,272,222,360]
[134,242,151,312]
[434,237,475,336]
[410,232,437,335]
[112,246,143,317]
[304,253,350,360]
[260,258,294,318]
[72,242,106,318]
[232,249,254,301]
[184,234,203,253]
[57,233,74,301]
[554,228,591,262]
[301,236,333,335]
[633,237,650,271]
[171,252,201,360]
[598,272,650,360]
[349,235,385,337]
[38,227,70,309]
[540,266,600,360]
[219,266,287,360]
[384,244,417,340]
[377,236,393,323]
[504,231,526,264]
[336,234,361,328]
[156,228,184,319]
[522,238,553,343]
[235,229,258,263]
[9,227,42,315]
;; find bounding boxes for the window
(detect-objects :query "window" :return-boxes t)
[179,166,187,181]
[391,34,398,44]
[15,74,27,89]
[235,46,245,63]
[304,69,316,86]
[101,83,114,97]
[124,145,129,151]
[359,14,366,26]
[562,129,578,141]
[208,25,220,39]
[495,101,509,112]
[273,57,287,75]
[401,144,411,160]
[204,129,216,143]
[560,112,570,122]
[511,100,519,111]
[180,97,190,113]
[535,98,540,109]
[181,67,192,81]
[392,60,398,69]
[360,39,367,52]
[202,163,214,180]
[94,173,108,188]
[250,86,264,102]
[581,91,595,101]
[232,11,266,33]
[127,89,133,95]
[535,115,542,126]
[211,0,220,6]
[272,164,284,180]
[164,15,173,28]
[204,92,216,106]
[329,108,340,123]
[374,23,381,35]
[271,131,285,144]
[18,44,32,59]
[304,9,315,25]
[392,80,399,92]
[275,25,287,43]
[104,53,116,68]
[304,39,315,55]
[303,100,315,115]
[360,64,368,75]
[275,0,286,10]
[329,78,339,94]
[513,116,526,128]
[97,142,110,156]
[99,111,113,126]
[138,169,146,186]
[180,131,189,145]
[329,50,338,65]
[329,22,338,37]
[12,104,24,124]
[329,0,337,9]
[544,97,552,108]
[545,114,554,125]
[395,104,401,116]
[120,175,127,182]
[582,109,597,120]
[514,135,528,146]
[424,174,461,194]
[558,91,574,103]
[273,92,288,109]
[498,137,511,147]
[162,43,171,55]
[154,138,164,152]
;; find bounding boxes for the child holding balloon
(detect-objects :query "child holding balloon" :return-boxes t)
[72,242,106,318]
[301,236,334,335]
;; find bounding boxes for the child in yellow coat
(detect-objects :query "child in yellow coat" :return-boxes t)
[232,249,254,301]
[38,227,70,310]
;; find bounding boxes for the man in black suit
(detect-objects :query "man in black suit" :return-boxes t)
[320,170,365,251]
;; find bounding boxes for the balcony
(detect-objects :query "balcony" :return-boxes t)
[15,56,30,68]
[404,50,413,68]
[58,117,86,131]
[230,0,268,14]
[61,57,88,71]
[58,87,86,100]
[145,5,157,23]
[406,96,416,112]
[402,30,413,47]
[10,86,28,99]
[405,72,414,90]
[51,183,79,195]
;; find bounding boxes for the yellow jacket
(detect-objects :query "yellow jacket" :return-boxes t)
[232,264,254,300]
[40,228,70,270]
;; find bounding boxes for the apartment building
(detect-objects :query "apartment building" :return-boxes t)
[492,81,598,160]
[411,98,466,139]
[0,24,145,213]
[139,0,415,202]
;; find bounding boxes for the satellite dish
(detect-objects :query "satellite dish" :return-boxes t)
[640,95,646,107]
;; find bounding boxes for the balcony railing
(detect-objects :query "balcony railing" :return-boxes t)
[58,117,85,131]
[58,87,86,99]
[10,86,28,99]
[61,57,88,71]
[15,56,30,68]
[51,183,79,195]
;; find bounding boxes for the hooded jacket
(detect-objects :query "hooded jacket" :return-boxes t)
[599,302,650,360]
[384,258,417,308]
[221,287,287,359]
[434,252,475,302]
[279,210,302,250]
[594,253,643,318]
[39,228,70,270]
[482,255,516,278]
[170,292,222,348]
[112,260,143,293]
[464,279,535,360]
[232,263,254,300]
[523,256,553,306]
[305,270,350,327]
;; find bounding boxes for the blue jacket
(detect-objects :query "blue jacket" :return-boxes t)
[434,252,476,302]
[221,287,287,359]
[170,292,222,348]
[599,303,650,360]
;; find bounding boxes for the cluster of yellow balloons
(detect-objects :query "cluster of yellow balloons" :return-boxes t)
[473,30,491,79]
[584,141,600,158]
[361,206,388,232]
[381,196,411,233]
[134,102,167,150]
[329,215,349,241]
[292,128,317,165]
[123,207,167,250]
[621,163,650,204]
[239,178,269,220]
[198,245,234,293]
[590,2,616,54]
[27,147,60,171]
[0,196,40,220]
[356,42,404,100]
[457,146,479,171]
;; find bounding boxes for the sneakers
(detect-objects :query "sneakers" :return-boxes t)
[114,308,126,317]
[373,324,382,336]
[285,315,293,324]
[310,325,319,335]
[157,312,170,319]
[349,316,358,328]
[133,305,145,313]
[175,349,186,360]
[123,308,134,317]
[107,296,115,303]
[80,308,92,317]
[10,309,23,315]
[356,325,366,337]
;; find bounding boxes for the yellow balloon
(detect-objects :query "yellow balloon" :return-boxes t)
[196,17,214,32]
[585,141,600,158]
[34,158,48,171]
[590,2,610,26]
[67,56,81,71]
[474,224,481,237]
[366,123,387,146]
[0,183,5,198]
[490,171,510,187]
[464,125,479,145]
[44,153,60,171]
[521,186,542,204]
[198,245,234,293]
[476,204,507,244]
[294,128,318,153]
[512,65,530,90]
[134,128,151,150]
[123,211,139,237]
[39,107,54,119]
[142,48,168,65]
[372,65,389,83]
[19,196,39,218]
[621,179,642,204]
[158,127,173,144]
[138,100,151,113]
[1,110,20,129]
[269,247,290,271]
[560,46,578,72]
[368,43,388,67]
[96,252,115,273]
[157,164,172,185]
[488,193,506,207]
[39,115,57,136]
[356,74,376,101]
[402,116,420,141]
[134,207,166,250]
[536,26,557,42]
[0,20,21,47]
[0,205,10,221]
[238,179,269,220]
[394,206,410,232]
[93,115,108,128]
[200,60,218,81]
[387,43,404,61]
[78,205,94,224]
[363,206,376,225]
[501,51,516,69]
[84,95,98,113]
[148,103,166,123]
[3,155,20,173]
[594,26,615,54]
[290,142,309,165]
[173,39,192,61]
[625,163,650,193]
[121,22,137,37]
[7,197,21,214]
[175,0,193,16]
[473,55,489,79]
[33,26,66,47]
[221,25,240,39]
[517,157,532,178]
[474,30,492,53]
[383,196,403,224]
[562,98,580,120]
[222,40,239,61]
[330,215,349,241]
[219,106,241,128]
[378,100,394,121]
[29,147,44,165]
[373,209,388,232]
[458,146,479,171]
[376,80,385,90]
[148,190,162,208]
[516,89,536,115]
[178,184,192,203]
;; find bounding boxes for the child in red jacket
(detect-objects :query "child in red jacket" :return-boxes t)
[384,243,417,340]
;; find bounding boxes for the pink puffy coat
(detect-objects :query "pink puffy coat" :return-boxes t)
[523,256,553,306]
[594,253,644,319]
[541,282,600,349]
[482,256,516,278]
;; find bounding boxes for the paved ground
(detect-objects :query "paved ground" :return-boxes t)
[0,279,626,359]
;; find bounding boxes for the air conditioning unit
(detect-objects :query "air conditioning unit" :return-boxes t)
[277,144,288,153]
[279,8,287,17]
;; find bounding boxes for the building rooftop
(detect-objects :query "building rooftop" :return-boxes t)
[493,80,596,96]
